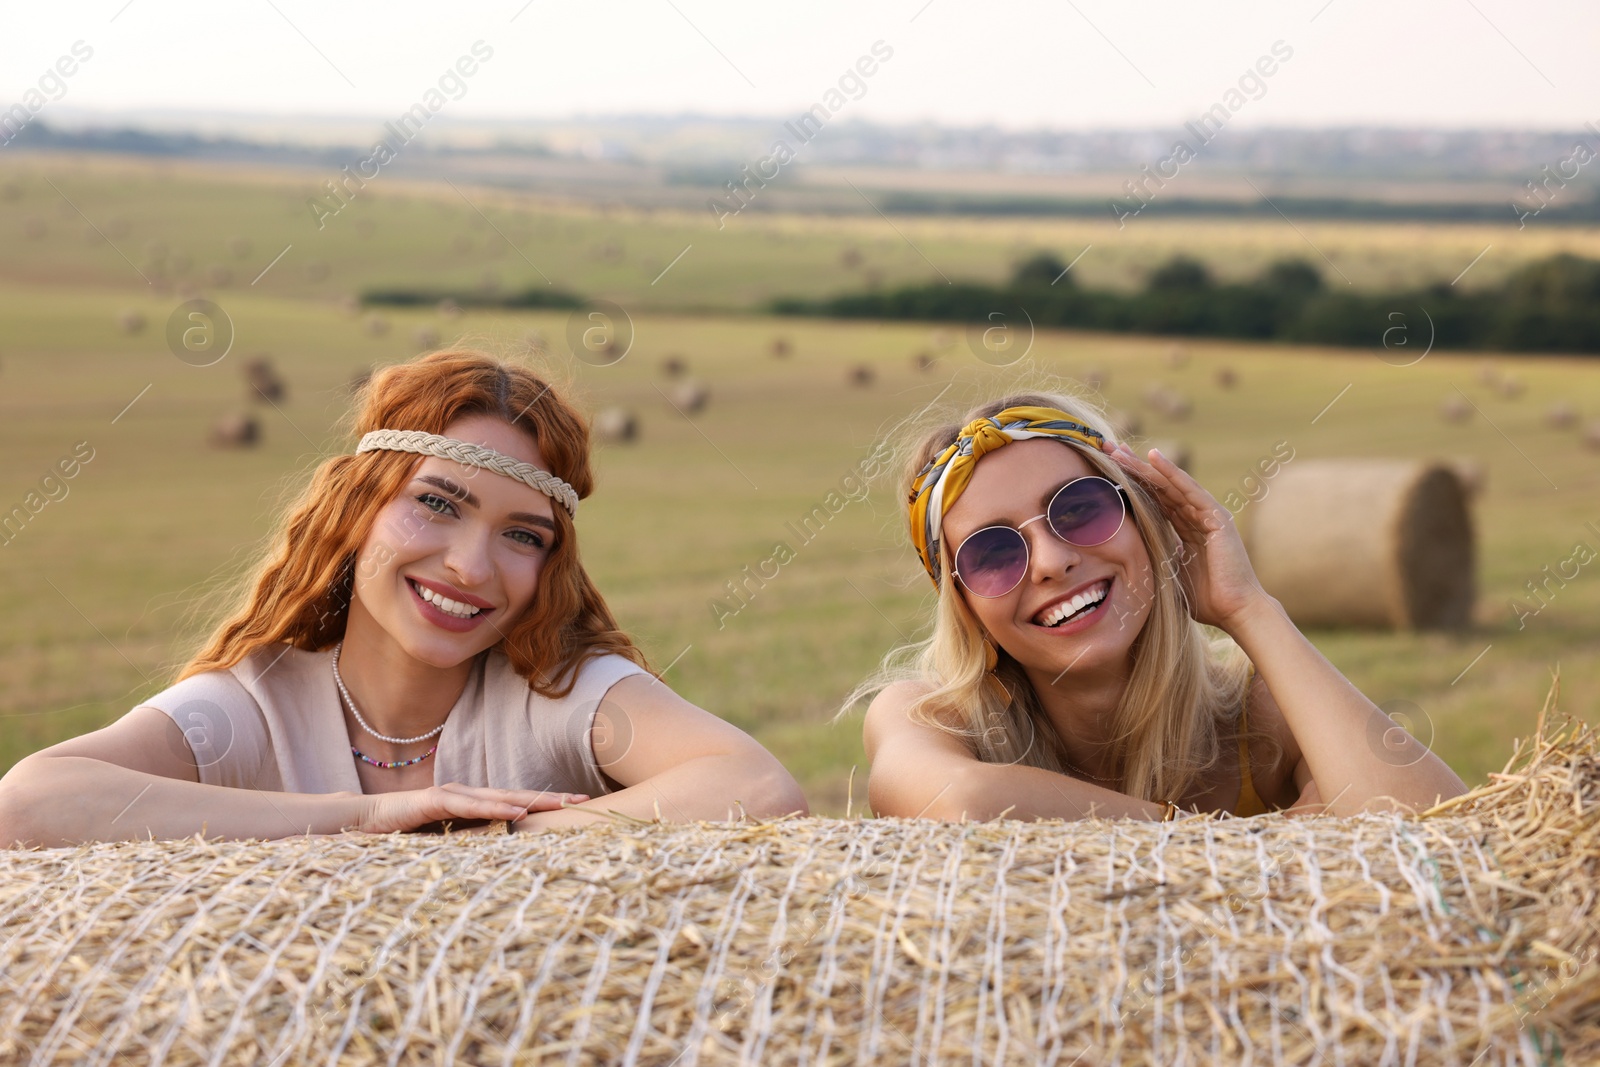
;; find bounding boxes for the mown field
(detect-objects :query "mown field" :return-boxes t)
[3,154,1599,814]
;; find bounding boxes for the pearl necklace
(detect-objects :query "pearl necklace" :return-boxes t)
[332,641,448,746]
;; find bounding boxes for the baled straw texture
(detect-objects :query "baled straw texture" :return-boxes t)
[1239,460,1476,631]
[2,706,1597,1065]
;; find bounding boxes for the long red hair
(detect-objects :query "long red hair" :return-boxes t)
[178,349,646,695]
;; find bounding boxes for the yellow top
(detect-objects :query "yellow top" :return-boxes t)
[1233,664,1277,817]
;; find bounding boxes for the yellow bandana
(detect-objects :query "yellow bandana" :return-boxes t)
[907,406,1105,585]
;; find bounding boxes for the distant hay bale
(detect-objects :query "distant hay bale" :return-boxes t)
[1141,384,1191,421]
[207,264,233,287]
[1546,401,1579,430]
[1079,365,1108,391]
[206,413,259,449]
[847,364,875,387]
[414,326,441,350]
[3,711,1597,1065]
[1238,459,1475,630]
[1146,438,1192,472]
[1447,456,1488,498]
[21,216,46,240]
[770,337,792,359]
[1215,365,1238,389]
[912,351,936,373]
[227,236,252,260]
[1105,407,1142,439]
[116,309,146,336]
[347,367,372,394]
[1583,421,1600,452]
[242,357,286,404]
[1440,395,1473,423]
[670,380,710,415]
[661,354,689,378]
[365,314,390,338]
[1164,342,1189,368]
[1496,374,1526,399]
[437,298,463,319]
[594,406,639,444]
[1477,362,1501,388]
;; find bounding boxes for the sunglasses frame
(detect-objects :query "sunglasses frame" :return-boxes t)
[950,475,1132,599]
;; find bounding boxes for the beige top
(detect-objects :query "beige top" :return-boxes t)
[139,644,648,796]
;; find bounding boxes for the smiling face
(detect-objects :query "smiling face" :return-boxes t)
[940,438,1155,683]
[347,414,558,670]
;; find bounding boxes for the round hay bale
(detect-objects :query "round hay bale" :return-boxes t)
[437,298,463,319]
[337,295,360,317]
[1238,459,1475,630]
[116,309,146,336]
[1164,342,1189,369]
[1496,374,1525,399]
[242,357,286,404]
[1146,438,1192,472]
[207,264,233,287]
[1079,366,1108,392]
[661,354,689,378]
[931,327,955,349]
[227,236,252,259]
[593,406,638,444]
[1215,365,1238,390]
[305,260,330,282]
[1104,407,1142,439]
[912,350,936,373]
[365,314,390,338]
[770,337,792,359]
[413,326,440,350]
[1440,395,1472,423]
[206,413,259,448]
[670,380,709,415]
[21,216,46,240]
[1477,362,1500,388]
[2,716,1596,1065]
[1546,401,1579,429]
[1582,421,1600,451]
[1446,457,1487,498]
[847,364,875,387]
[523,330,547,355]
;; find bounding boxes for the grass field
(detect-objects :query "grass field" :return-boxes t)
[4,154,1600,815]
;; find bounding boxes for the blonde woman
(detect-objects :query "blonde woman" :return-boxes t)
[1,350,806,847]
[858,392,1467,821]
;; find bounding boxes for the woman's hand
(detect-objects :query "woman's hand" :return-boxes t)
[1101,440,1271,633]
[354,782,587,835]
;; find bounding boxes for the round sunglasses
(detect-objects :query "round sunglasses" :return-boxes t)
[950,476,1131,598]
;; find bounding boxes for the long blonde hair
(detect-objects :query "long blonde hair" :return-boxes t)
[850,389,1277,806]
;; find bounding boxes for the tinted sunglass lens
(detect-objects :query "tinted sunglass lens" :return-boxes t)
[1048,478,1125,546]
[955,527,1028,597]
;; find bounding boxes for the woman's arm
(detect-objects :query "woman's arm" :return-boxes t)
[0,707,583,847]
[864,682,1171,822]
[511,673,809,830]
[1225,594,1466,816]
[1105,441,1468,817]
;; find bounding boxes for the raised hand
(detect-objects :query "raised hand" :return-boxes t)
[1101,439,1271,634]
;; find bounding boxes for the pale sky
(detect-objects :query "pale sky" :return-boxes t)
[3,0,1596,132]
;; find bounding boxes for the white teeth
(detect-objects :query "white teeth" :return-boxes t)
[1036,580,1110,627]
[411,580,481,618]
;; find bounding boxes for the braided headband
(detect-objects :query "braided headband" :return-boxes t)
[356,429,579,516]
[907,405,1105,586]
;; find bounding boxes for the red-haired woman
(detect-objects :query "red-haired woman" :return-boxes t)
[0,350,806,847]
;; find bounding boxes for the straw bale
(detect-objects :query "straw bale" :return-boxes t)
[4,713,1597,1065]
[1238,459,1475,630]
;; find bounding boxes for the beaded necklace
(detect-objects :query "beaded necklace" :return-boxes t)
[333,641,445,771]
